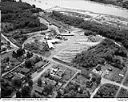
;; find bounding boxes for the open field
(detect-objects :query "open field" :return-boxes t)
[53,34,102,65]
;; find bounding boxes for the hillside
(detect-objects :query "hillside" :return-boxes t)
[50,11,128,49]
[1,1,48,46]
[72,39,127,69]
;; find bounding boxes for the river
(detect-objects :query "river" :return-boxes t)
[18,0,128,19]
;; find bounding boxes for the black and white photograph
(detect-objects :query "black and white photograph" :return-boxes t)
[1,0,128,100]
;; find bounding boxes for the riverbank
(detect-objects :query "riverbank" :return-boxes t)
[89,0,128,10]
[20,0,128,19]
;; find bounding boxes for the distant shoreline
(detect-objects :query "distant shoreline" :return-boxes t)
[20,0,128,19]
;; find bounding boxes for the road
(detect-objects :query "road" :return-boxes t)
[90,77,128,98]
[32,63,52,82]
[90,84,101,98]
[115,64,128,97]
[1,34,19,49]
[2,21,128,98]
[2,61,25,77]
[62,71,79,89]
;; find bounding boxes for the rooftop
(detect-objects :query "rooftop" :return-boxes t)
[33,85,44,94]
[20,68,30,74]
[35,61,45,68]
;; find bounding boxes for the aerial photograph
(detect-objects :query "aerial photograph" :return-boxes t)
[1,0,128,98]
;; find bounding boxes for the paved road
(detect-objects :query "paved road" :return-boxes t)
[62,71,79,88]
[2,25,128,98]
[101,78,128,90]
[1,34,19,49]
[90,84,101,98]
[2,61,25,77]
[115,64,128,97]
[32,63,52,82]
[90,77,128,98]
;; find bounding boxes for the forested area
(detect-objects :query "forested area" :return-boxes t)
[1,1,48,46]
[50,11,128,49]
[1,1,47,32]
[72,39,127,69]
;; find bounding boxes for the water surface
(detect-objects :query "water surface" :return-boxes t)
[20,0,128,18]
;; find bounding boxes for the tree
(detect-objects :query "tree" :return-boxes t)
[96,75,101,85]
[7,41,11,48]
[19,0,22,2]
[26,51,33,58]
[64,90,77,98]
[21,86,31,98]
[123,1,128,9]
[12,78,22,89]
[16,90,22,98]
[37,78,42,87]
[4,57,10,65]
[25,60,33,68]
[91,77,96,82]
[1,79,14,98]
[94,84,118,98]
[28,79,33,87]
[43,84,53,95]
[16,48,25,57]
[32,4,36,8]
[86,81,93,88]
[96,66,101,71]
[12,51,17,58]
[1,86,13,98]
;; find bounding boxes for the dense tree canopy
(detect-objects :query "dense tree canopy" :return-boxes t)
[1,1,47,32]
[72,39,127,69]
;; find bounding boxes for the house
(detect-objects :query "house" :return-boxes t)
[49,39,60,44]
[56,70,64,77]
[92,69,103,76]
[50,74,61,81]
[45,78,57,86]
[35,61,45,68]
[13,73,25,80]
[5,73,14,80]
[33,85,44,95]
[60,32,74,36]
[47,40,54,49]
[20,68,30,75]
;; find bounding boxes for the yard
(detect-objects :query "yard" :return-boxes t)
[60,82,90,98]
[73,74,88,86]
[123,74,128,87]
[94,83,119,98]
[102,64,126,83]
[117,88,128,98]
[1,35,16,54]
[1,51,22,74]
[24,35,50,56]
